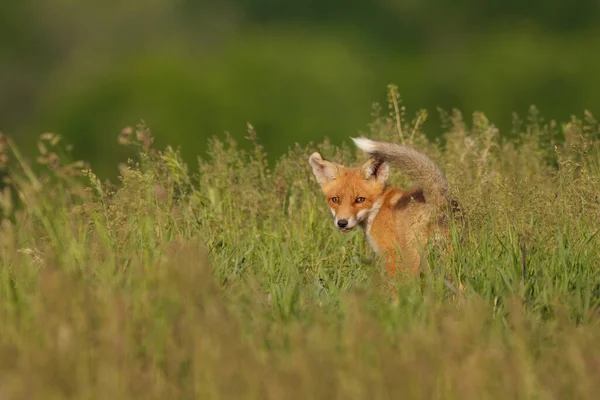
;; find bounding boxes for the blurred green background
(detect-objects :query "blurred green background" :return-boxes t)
[2,0,599,178]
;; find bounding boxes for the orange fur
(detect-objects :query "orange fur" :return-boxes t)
[309,138,455,278]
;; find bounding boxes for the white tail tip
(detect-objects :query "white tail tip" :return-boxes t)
[351,137,377,153]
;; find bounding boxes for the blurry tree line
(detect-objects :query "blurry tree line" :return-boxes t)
[1,0,599,178]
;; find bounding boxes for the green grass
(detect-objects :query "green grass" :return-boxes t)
[0,90,599,399]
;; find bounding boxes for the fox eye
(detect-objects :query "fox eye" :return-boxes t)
[331,196,339,203]
[356,197,366,203]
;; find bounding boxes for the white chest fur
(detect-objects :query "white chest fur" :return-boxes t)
[363,199,383,253]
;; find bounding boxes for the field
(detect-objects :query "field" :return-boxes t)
[1,89,599,399]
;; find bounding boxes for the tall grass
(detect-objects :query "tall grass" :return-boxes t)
[0,88,599,399]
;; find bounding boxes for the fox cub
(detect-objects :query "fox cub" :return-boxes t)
[309,137,456,277]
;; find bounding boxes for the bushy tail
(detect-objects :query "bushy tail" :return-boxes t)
[352,137,449,207]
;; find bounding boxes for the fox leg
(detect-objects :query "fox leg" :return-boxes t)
[384,248,420,278]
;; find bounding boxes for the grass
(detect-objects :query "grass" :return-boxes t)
[0,87,599,399]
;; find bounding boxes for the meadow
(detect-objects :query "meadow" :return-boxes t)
[1,87,599,399]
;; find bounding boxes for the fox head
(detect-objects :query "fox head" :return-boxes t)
[309,152,389,232]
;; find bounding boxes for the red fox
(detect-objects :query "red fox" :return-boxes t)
[309,137,456,277]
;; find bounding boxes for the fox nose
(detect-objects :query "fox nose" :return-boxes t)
[337,219,348,228]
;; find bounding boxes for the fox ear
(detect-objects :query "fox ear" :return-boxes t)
[309,152,339,184]
[361,157,389,183]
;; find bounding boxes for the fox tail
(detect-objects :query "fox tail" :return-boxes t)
[352,137,449,207]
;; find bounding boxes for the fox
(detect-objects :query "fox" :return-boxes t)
[309,137,457,278]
